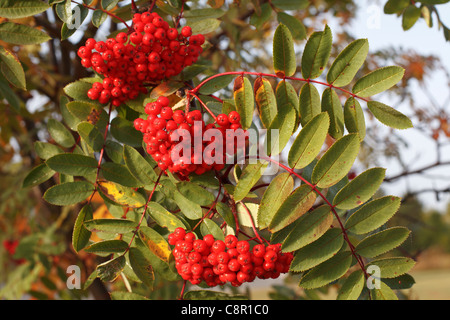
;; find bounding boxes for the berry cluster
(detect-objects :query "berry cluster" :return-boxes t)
[133,97,247,177]
[168,228,293,287]
[77,11,204,106]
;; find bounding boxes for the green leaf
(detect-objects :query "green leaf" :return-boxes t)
[101,162,142,188]
[268,184,316,232]
[276,12,306,40]
[47,118,75,148]
[273,24,296,77]
[384,0,410,14]
[234,161,267,202]
[189,18,221,35]
[0,0,50,19]
[178,182,215,206]
[92,10,108,28]
[84,219,139,233]
[253,77,277,128]
[84,239,129,254]
[66,100,103,122]
[367,101,413,129]
[0,22,51,45]
[22,163,55,189]
[299,83,321,126]
[299,251,352,289]
[173,190,203,220]
[72,204,93,253]
[110,117,143,147]
[43,181,95,206]
[96,255,126,282]
[77,122,104,152]
[345,196,401,234]
[34,142,64,160]
[288,112,329,169]
[216,202,236,230]
[289,228,344,272]
[266,80,298,156]
[333,167,386,210]
[355,227,411,258]
[200,218,224,240]
[97,181,146,208]
[146,202,185,232]
[138,226,171,263]
[371,281,398,300]
[128,247,154,289]
[352,66,405,97]
[337,270,365,300]
[0,47,26,90]
[249,3,272,29]
[270,0,309,10]
[281,205,334,252]
[101,0,119,10]
[382,274,415,290]
[257,173,294,229]
[184,8,226,21]
[327,39,369,87]
[367,257,416,279]
[402,5,421,31]
[236,202,259,229]
[46,153,98,176]
[311,133,360,189]
[198,74,235,95]
[123,145,158,187]
[344,97,366,141]
[301,25,332,79]
[321,88,344,139]
[64,78,100,101]
[233,76,254,130]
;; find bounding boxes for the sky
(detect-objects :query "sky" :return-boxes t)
[342,0,450,211]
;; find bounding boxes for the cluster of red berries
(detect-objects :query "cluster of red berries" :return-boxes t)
[133,96,247,177]
[168,228,293,287]
[77,11,204,106]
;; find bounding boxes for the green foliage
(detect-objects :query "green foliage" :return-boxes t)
[9,0,419,301]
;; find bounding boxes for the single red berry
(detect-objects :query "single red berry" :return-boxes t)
[181,26,192,38]
[224,234,238,248]
[184,232,196,242]
[228,111,241,124]
[193,239,208,253]
[216,251,230,264]
[236,240,250,253]
[216,114,229,127]
[211,240,226,253]
[203,234,215,247]
[252,244,266,258]
[160,106,173,120]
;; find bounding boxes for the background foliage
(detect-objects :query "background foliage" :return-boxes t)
[1,0,450,300]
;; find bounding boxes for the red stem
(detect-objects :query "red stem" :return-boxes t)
[189,71,369,103]
[190,93,218,121]
[124,170,164,254]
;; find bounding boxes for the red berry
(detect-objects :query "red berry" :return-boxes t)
[228,111,241,124]
[236,240,250,253]
[181,26,192,38]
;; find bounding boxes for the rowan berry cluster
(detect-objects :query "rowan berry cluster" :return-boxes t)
[168,228,293,287]
[77,11,204,106]
[134,96,246,177]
